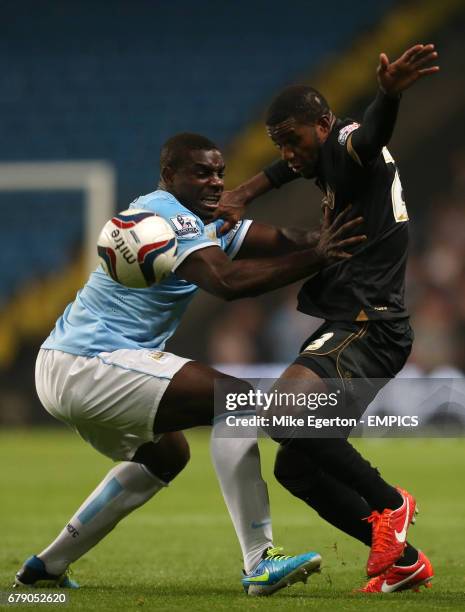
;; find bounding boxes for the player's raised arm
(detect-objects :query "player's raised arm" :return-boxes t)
[176,206,365,300]
[348,44,439,166]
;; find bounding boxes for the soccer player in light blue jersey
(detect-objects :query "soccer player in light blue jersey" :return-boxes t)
[15,133,364,595]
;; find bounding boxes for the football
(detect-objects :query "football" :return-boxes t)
[97,209,177,288]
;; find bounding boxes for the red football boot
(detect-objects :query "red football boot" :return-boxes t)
[366,487,418,576]
[358,550,433,593]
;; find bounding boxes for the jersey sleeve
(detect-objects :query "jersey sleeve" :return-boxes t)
[263,159,300,188]
[218,219,253,258]
[332,118,397,188]
[328,121,373,188]
[344,90,400,167]
[131,192,218,272]
[334,121,363,164]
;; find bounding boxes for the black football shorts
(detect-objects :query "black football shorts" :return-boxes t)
[293,318,414,421]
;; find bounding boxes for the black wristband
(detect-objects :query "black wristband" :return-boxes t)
[263,159,300,188]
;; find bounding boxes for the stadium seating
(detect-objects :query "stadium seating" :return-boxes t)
[0,0,395,301]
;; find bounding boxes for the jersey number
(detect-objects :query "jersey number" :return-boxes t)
[382,148,408,223]
[304,332,334,352]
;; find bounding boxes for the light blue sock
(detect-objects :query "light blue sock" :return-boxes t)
[211,414,273,573]
[38,462,165,575]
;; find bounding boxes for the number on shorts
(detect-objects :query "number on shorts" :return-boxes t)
[304,332,334,351]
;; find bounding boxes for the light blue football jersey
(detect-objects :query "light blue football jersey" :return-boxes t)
[42,190,252,356]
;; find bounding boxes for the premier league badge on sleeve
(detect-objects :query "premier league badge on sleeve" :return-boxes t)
[169,214,201,239]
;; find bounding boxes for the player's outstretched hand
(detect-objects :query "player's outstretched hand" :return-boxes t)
[316,205,366,263]
[212,189,247,234]
[377,44,439,97]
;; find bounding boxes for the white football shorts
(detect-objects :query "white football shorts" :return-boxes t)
[35,348,191,461]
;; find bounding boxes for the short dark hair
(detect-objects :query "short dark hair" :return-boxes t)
[160,133,219,171]
[266,85,330,126]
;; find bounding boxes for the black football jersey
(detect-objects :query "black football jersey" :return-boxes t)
[297,118,409,321]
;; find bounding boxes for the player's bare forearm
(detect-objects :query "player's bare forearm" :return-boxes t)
[233,171,272,205]
[215,161,303,236]
[281,227,319,249]
[214,172,272,235]
[177,207,365,300]
[208,248,327,299]
[236,223,318,259]
[177,245,327,301]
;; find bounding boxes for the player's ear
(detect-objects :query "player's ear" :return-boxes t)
[161,165,176,186]
[315,114,332,141]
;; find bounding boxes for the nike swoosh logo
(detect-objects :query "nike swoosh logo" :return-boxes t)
[381,564,425,593]
[394,496,409,543]
[251,520,271,529]
[246,569,270,582]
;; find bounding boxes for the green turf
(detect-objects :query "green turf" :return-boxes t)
[1,429,464,610]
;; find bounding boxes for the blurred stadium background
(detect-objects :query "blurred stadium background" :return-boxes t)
[1,2,465,607]
[1,0,465,428]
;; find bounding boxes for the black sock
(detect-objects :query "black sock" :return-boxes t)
[284,437,403,511]
[395,544,419,567]
[275,445,373,546]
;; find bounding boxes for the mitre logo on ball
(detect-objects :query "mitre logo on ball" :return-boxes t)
[97,209,177,288]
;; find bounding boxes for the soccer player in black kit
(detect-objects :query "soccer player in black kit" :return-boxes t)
[215,44,439,593]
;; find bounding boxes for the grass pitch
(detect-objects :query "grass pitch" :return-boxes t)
[1,429,464,611]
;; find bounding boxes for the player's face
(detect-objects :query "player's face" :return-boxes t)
[267,117,325,178]
[170,149,225,222]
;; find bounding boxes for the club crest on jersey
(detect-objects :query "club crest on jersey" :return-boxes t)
[204,224,219,243]
[170,214,200,239]
[338,122,360,145]
[147,350,168,362]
